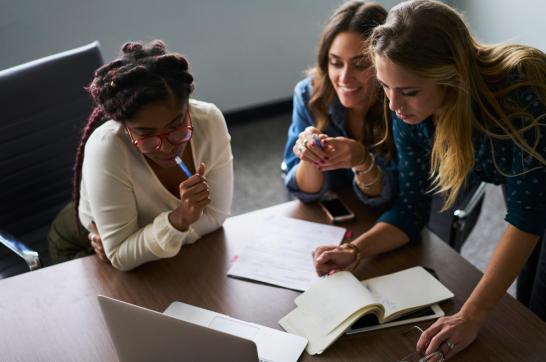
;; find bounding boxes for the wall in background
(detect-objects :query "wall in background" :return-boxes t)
[7,1,538,113]
[454,0,545,51]
[0,0,400,113]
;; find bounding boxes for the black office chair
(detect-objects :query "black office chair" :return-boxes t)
[0,42,103,279]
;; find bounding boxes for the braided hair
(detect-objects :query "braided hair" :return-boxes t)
[73,40,194,214]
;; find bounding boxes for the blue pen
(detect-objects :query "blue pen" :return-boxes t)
[175,156,192,178]
[312,134,323,149]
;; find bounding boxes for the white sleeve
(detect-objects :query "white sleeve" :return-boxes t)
[188,105,234,240]
[81,130,192,271]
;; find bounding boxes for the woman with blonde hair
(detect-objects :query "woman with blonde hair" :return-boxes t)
[313,0,546,359]
[283,0,396,208]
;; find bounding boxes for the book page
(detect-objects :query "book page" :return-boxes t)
[295,272,377,332]
[361,266,453,321]
[279,271,378,354]
[280,305,368,355]
[227,215,346,291]
[279,266,454,355]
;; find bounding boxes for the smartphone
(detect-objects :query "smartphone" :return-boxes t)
[319,198,355,223]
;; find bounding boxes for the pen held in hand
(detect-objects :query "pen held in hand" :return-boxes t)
[312,134,323,149]
[174,156,192,178]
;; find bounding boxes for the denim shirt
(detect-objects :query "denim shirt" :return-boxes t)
[378,79,546,243]
[283,77,397,208]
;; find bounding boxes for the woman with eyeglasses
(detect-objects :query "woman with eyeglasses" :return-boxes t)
[314,0,545,359]
[52,40,233,271]
[283,1,396,208]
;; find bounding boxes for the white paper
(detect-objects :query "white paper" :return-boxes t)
[227,215,346,291]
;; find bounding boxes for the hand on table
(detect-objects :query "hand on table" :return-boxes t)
[417,309,485,360]
[88,222,109,264]
[312,244,357,276]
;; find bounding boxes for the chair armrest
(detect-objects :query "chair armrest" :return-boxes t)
[281,161,288,175]
[0,232,42,271]
[450,181,487,252]
[454,182,487,220]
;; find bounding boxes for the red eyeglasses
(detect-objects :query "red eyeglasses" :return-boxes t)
[125,112,193,154]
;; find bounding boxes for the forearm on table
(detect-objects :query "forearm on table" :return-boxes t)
[190,203,231,237]
[461,224,539,320]
[106,227,163,271]
[352,221,410,257]
[295,161,325,193]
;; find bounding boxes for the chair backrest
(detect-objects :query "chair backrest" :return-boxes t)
[0,42,103,275]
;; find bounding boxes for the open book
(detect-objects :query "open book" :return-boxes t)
[279,266,454,355]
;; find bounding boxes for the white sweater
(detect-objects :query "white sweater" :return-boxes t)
[79,99,233,271]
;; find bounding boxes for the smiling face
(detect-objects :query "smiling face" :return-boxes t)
[126,95,190,168]
[327,31,377,113]
[374,54,446,125]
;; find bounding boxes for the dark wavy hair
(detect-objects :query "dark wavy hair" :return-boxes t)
[73,40,194,213]
[308,1,392,158]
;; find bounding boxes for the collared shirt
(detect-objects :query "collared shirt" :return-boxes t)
[283,77,397,208]
[379,78,546,242]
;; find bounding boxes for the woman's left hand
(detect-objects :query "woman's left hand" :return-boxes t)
[417,310,486,360]
[88,222,110,264]
[319,136,367,171]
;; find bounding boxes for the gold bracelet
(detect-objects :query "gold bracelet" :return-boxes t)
[352,152,375,175]
[340,243,361,272]
[355,167,382,190]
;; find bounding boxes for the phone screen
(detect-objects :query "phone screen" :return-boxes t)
[320,198,352,217]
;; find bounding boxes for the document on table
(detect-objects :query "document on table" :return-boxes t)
[227,215,346,291]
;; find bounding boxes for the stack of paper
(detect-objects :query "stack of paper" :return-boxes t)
[227,215,346,291]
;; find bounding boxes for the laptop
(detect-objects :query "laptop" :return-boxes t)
[98,295,307,362]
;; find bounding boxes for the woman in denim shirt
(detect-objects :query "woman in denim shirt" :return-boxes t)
[314,1,546,359]
[283,1,396,209]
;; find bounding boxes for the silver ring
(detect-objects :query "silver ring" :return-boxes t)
[297,145,305,154]
[302,138,309,148]
[446,341,455,351]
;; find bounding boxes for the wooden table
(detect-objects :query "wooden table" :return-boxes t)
[1,192,545,361]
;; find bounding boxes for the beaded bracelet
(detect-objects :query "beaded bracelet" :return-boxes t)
[352,152,375,175]
[340,242,361,272]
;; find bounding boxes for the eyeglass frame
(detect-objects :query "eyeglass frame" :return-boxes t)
[125,111,193,154]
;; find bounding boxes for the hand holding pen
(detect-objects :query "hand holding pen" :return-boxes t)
[293,127,333,166]
[312,244,358,276]
[168,157,211,231]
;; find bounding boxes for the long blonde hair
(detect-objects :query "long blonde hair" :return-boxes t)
[309,1,393,158]
[370,0,546,208]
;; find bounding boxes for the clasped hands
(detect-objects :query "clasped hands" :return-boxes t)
[293,127,368,171]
